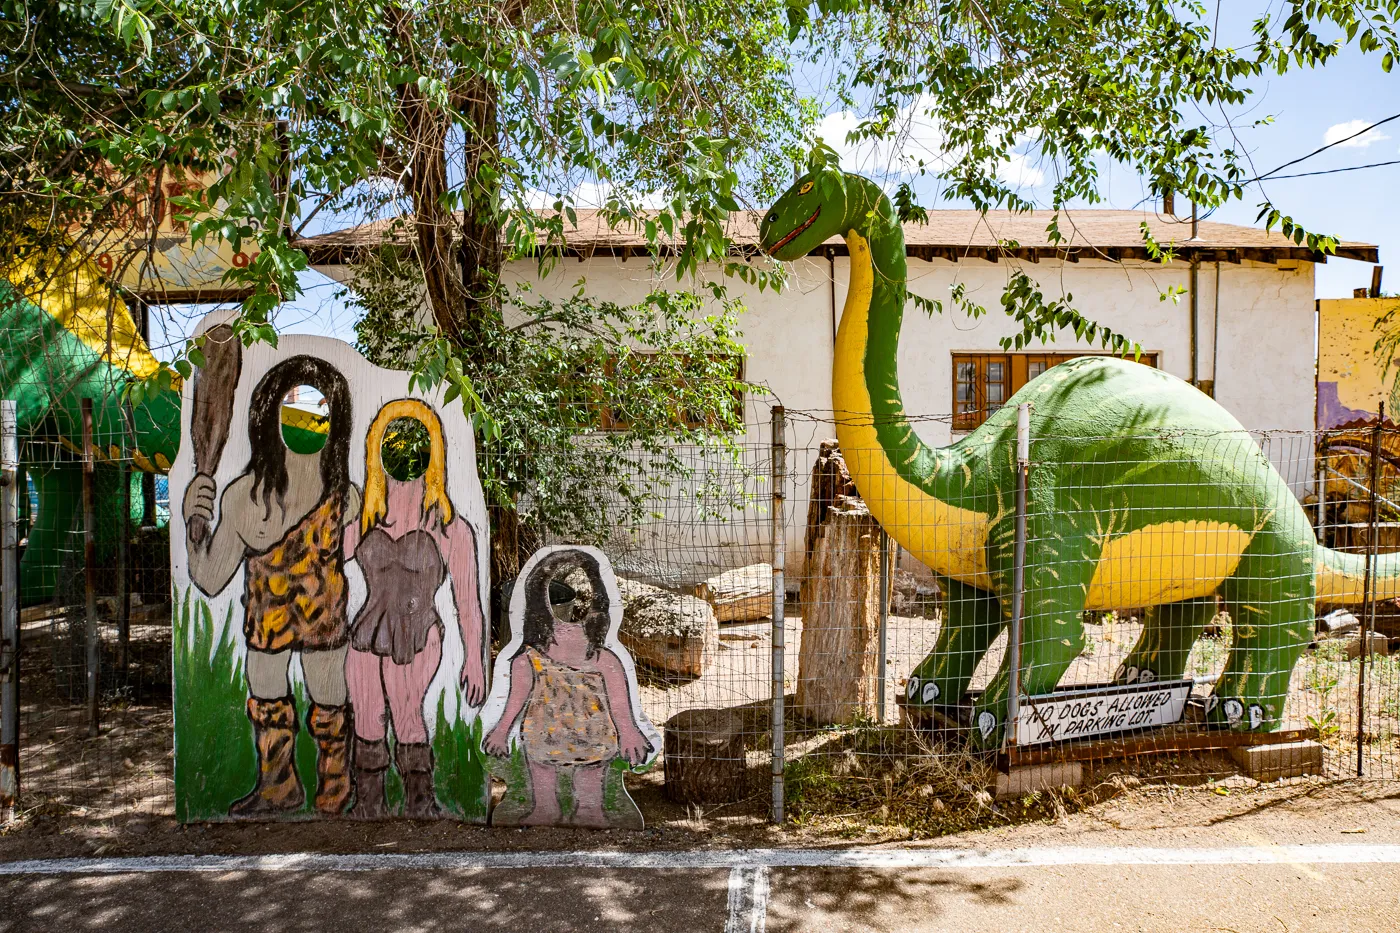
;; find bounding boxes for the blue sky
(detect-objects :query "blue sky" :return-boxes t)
[157,2,1398,357]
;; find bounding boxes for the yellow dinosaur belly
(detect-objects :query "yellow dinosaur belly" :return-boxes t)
[832,231,993,587]
[1086,520,1251,610]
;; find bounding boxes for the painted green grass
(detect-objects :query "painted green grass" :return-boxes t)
[173,586,255,822]
[433,694,490,820]
[488,745,639,824]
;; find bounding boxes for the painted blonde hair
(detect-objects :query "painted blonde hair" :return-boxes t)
[361,398,453,533]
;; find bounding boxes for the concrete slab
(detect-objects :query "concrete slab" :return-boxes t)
[1229,740,1324,782]
[994,761,1083,799]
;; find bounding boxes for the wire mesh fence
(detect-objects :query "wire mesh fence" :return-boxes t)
[5,403,1400,828]
[5,404,176,821]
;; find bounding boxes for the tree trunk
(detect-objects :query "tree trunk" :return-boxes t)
[797,496,883,725]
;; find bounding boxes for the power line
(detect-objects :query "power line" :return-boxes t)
[1253,112,1400,182]
[1266,158,1400,180]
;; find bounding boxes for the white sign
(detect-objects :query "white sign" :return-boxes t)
[1013,680,1193,747]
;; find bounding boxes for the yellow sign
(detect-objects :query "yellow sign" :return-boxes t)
[79,165,260,299]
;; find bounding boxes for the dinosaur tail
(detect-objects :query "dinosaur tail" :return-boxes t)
[1315,543,1400,603]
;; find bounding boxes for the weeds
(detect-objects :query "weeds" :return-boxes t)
[784,728,1082,838]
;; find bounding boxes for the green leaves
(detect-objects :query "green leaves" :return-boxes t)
[348,245,759,543]
[96,0,153,57]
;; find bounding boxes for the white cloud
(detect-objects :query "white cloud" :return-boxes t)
[1323,119,1391,149]
[522,182,666,211]
[813,95,950,177]
[1000,153,1046,189]
[813,96,1044,190]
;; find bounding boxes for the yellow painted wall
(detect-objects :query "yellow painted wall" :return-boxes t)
[1317,297,1400,428]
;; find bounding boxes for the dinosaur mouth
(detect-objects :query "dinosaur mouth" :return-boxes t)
[767,208,821,254]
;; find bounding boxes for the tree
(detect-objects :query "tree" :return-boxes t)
[9,2,1398,359]
[6,0,1400,573]
[345,243,759,582]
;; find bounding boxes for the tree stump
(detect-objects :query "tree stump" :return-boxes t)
[802,440,858,587]
[663,708,747,804]
[798,496,883,724]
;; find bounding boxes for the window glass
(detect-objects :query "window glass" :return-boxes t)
[986,362,1005,407]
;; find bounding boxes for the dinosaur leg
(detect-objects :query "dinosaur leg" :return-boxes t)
[1115,597,1220,684]
[1210,532,1314,732]
[969,531,1099,749]
[904,576,1003,711]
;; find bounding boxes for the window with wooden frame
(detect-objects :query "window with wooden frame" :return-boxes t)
[599,353,745,432]
[951,351,1158,430]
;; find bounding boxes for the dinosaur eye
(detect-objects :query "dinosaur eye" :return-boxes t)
[798,181,814,195]
[766,212,778,224]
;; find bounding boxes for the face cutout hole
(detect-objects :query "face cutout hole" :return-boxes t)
[280,385,329,453]
[381,416,431,481]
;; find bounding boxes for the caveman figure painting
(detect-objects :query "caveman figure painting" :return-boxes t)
[183,354,360,817]
[481,546,660,829]
[171,315,491,822]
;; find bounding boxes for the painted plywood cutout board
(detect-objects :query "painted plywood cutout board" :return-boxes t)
[1317,297,1400,429]
[170,312,491,822]
[480,546,661,829]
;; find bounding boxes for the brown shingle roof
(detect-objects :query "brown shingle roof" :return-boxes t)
[294,209,1378,265]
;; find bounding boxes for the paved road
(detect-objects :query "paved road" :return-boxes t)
[3,846,1399,932]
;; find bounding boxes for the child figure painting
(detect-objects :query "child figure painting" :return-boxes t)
[481,546,659,829]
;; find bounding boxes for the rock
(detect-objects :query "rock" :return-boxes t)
[616,578,718,678]
[695,564,772,623]
[1318,608,1361,638]
[1345,630,1389,660]
[994,762,1084,799]
[889,569,940,617]
[1230,740,1324,781]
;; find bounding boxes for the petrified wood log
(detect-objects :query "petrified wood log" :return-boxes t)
[696,563,772,623]
[616,578,718,678]
[797,496,883,724]
[663,708,747,804]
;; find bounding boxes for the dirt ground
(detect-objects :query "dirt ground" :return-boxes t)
[6,601,1400,863]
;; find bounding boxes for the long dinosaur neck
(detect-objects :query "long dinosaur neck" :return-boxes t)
[831,210,957,502]
[829,195,990,584]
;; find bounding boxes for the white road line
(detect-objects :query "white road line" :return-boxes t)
[724,865,770,933]
[4,844,1400,876]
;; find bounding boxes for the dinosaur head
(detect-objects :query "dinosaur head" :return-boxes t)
[759,171,849,261]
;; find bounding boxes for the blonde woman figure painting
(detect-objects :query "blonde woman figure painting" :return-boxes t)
[343,399,487,819]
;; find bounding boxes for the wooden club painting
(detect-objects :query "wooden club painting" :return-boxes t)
[170,314,491,822]
[480,545,660,829]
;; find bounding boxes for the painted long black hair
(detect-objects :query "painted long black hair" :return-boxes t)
[246,355,352,515]
[517,549,611,660]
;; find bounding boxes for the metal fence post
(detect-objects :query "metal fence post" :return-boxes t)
[1,401,19,817]
[1358,403,1384,777]
[770,405,786,825]
[1316,439,1328,546]
[117,403,131,674]
[877,529,890,723]
[82,398,100,737]
[1005,403,1031,751]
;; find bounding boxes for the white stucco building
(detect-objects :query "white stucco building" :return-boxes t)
[301,208,1381,438]
[298,210,1379,581]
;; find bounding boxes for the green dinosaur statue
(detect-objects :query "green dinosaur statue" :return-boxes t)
[760,171,1393,745]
